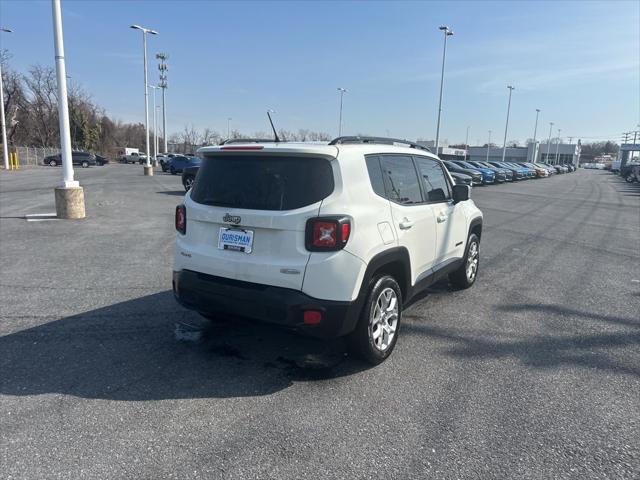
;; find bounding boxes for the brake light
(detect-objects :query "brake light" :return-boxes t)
[305,217,351,251]
[220,146,264,151]
[175,205,186,234]
[341,222,350,243]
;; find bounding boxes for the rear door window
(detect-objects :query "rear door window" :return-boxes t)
[380,155,424,205]
[191,154,334,210]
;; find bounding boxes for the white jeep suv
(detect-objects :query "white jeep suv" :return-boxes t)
[173,137,483,364]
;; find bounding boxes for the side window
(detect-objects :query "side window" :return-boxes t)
[380,155,423,205]
[365,155,386,198]
[414,156,451,203]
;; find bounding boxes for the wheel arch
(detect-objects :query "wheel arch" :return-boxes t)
[468,216,483,241]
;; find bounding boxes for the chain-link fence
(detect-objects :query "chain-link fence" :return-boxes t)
[9,147,61,167]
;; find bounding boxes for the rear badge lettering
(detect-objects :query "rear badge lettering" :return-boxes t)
[223,213,241,225]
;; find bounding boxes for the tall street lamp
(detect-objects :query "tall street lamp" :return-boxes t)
[337,87,347,136]
[546,122,554,163]
[434,25,454,157]
[555,128,562,164]
[531,108,540,161]
[501,85,515,162]
[486,130,492,162]
[0,27,11,171]
[51,0,84,218]
[148,84,160,162]
[130,24,157,176]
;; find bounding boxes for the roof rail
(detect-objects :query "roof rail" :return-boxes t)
[328,136,432,152]
[219,138,278,145]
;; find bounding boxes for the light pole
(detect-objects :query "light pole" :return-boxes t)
[555,129,562,164]
[0,27,11,171]
[51,0,84,218]
[156,53,168,153]
[227,117,232,139]
[486,130,492,162]
[546,122,554,164]
[434,25,454,157]
[337,87,347,136]
[501,85,515,162]
[464,125,470,160]
[148,84,159,162]
[531,108,540,161]
[130,24,157,176]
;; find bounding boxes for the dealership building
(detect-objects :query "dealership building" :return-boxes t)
[467,142,580,165]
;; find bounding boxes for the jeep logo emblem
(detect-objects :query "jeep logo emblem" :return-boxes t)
[223,213,241,224]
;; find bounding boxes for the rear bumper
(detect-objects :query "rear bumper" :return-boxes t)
[173,269,361,338]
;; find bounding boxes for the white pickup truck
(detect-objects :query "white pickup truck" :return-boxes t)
[118,148,147,164]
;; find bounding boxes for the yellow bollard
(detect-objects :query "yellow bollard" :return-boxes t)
[9,153,14,170]
[14,152,19,170]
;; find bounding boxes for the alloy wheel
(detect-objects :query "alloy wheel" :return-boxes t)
[369,287,399,352]
[466,241,479,282]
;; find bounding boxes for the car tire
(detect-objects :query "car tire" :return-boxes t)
[348,275,402,365]
[49,159,57,167]
[449,233,480,289]
[81,161,89,168]
[183,175,195,191]
[170,166,176,175]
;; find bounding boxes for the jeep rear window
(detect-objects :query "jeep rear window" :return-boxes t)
[191,154,334,210]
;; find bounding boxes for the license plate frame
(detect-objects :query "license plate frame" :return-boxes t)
[218,227,254,254]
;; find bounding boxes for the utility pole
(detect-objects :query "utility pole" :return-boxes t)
[501,85,515,162]
[0,27,11,171]
[337,87,347,136]
[546,122,554,163]
[148,85,159,161]
[434,25,454,157]
[486,130,491,162]
[130,24,158,176]
[51,0,84,218]
[464,125,470,160]
[531,108,540,161]
[156,53,168,153]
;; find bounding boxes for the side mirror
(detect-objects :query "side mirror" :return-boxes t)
[452,184,470,204]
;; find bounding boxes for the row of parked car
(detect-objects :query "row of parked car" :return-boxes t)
[443,159,576,186]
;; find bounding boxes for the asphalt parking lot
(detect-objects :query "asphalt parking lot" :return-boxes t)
[1,164,639,479]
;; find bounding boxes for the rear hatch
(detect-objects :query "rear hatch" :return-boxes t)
[182,149,336,290]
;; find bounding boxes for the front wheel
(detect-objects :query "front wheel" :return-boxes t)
[625,174,637,183]
[81,161,89,168]
[49,160,57,167]
[348,275,402,365]
[449,233,480,289]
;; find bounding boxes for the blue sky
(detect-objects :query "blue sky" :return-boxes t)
[1,0,638,144]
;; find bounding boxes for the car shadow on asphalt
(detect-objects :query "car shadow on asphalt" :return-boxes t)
[0,291,370,401]
[402,302,640,378]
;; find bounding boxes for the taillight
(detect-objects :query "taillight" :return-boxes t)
[175,205,186,234]
[305,217,351,251]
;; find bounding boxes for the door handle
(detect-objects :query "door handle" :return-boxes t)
[437,212,448,223]
[399,218,414,230]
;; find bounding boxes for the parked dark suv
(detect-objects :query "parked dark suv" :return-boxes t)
[44,151,97,168]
